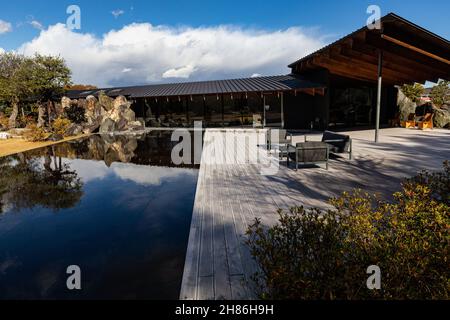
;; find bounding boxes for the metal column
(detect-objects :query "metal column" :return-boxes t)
[375,50,383,143]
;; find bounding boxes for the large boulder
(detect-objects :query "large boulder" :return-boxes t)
[98,91,114,111]
[123,108,136,122]
[113,95,131,109]
[61,96,72,110]
[433,105,450,128]
[99,118,116,133]
[115,117,128,131]
[85,95,104,125]
[397,90,416,121]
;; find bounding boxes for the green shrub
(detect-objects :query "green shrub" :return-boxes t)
[247,162,450,300]
[65,104,86,124]
[23,123,50,141]
[52,117,72,136]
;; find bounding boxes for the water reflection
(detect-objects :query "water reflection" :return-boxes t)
[0,131,199,299]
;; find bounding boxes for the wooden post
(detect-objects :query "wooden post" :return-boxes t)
[375,50,383,143]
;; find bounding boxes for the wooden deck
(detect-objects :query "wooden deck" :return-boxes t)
[180,127,450,300]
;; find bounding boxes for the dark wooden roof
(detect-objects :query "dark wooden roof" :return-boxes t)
[66,74,325,99]
[289,13,450,85]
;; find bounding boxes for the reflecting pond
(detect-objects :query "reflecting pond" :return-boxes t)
[0,131,199,299]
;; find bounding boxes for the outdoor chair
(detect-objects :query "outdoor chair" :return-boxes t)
[288,141,329,170]
[266,129,292,151]
[401,113,416,128]
[305,130,352,160]
[417,113,433,130]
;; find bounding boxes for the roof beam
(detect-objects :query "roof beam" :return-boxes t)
[326,49,416,84]
[381,34,450,66]
[312,56,408,85]
[349,38,448,82]
[337,44,435,82]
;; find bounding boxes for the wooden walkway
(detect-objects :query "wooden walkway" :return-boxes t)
[180,128,450,300]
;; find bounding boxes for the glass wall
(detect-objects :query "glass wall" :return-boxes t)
[138,92,274,128]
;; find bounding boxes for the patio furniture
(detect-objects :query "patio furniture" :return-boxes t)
[288,141,329,170]
[305,130,352,160]
[418,113,433,130]
[266,129,292,151]
[401,113,416,128]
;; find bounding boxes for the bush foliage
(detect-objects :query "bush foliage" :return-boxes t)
[401,83,424,103]
[247,162,450,300]
[52,117,72,136]
[23,124,50,142]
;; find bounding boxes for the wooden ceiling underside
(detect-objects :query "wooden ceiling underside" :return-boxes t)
[293,29,450,86]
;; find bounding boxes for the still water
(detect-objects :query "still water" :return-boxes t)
[0,131,199,299]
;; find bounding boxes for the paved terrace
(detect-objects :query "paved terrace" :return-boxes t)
[180,127,450,300]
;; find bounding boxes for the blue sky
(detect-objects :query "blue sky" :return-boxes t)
[1,0,448,86]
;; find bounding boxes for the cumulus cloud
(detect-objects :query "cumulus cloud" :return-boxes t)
[18,22,325,87]
[0,47,5,54]
[112,9,125,18]
[0,19,12,34]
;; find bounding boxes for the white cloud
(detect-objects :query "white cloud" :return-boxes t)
[112,9,125,18]
[0,48,5,54]
[0,20,12,34]
[18,22,325,87]
[122,67,132,73]
[163,64,196,79]
[29,20,44,30]
[111,162,196,186]
[251,73,262,78]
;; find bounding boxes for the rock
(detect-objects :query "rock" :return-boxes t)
[99,118,116,133]
[37,104,46,128]
[61,96,72,110]
[433,105,450,128]
[115,117,128,131]
[397,90,416,121]
[123,108,136,122]
[83,120,102,134]
[127,121,145,131]
[85,95,104,125]
[47,133,64,142]
[66,124,83,136]
[108,105,128,122]
[98,91,114,111]
[113,95,131,109]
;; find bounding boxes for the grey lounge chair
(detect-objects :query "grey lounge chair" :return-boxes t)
[305,131,352,160]
[288,141,329,170]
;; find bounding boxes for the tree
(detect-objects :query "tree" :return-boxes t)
[31,54,72,127]
[400,83,424,103]
[0,53,34,128]
[430,80,450,108]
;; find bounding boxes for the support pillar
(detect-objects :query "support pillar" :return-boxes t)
[375,50,383,143]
